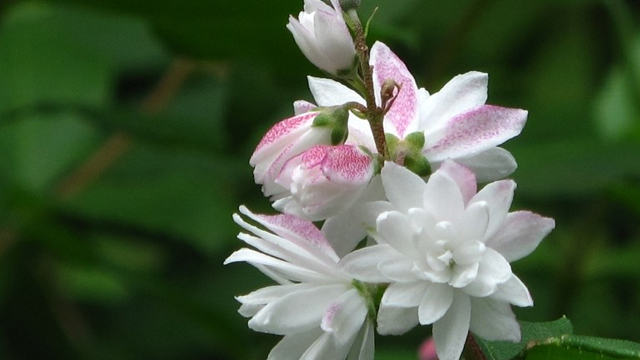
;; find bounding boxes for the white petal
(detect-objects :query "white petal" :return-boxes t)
[250,283,349,334]
[490,274,533,307]
[287,17,328,73]
[308,76,365,107]
[381,281,427,307]
[420,71,488,133]
[470,180,516,240]
[377,306,419,335]
[225,248,329,283]
[418,283,454,325]
[268,328,324,360]
[433,292,471,360]
[381,162,426,212]
[461,201,490,242]
[347,321,375,360]
[321,289,368,344]
[340,244,400,282]
[454,147,517,183]
[485,211,555,262]
[463,248,512,297]
[376,211,418,255]
[313,6,355,73]
[300,331,349,360]
[236,283,314,308]
[422,171,465,223]
[378,256,418,282]
[437,160,477,204]
[470,297,521,342]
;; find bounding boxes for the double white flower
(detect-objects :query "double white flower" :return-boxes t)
[341,161,555,360]
[225,206,374,360]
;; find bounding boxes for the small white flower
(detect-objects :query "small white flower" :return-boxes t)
[341,161,555,360]
[287,0,356,75]
[225,206,374,360]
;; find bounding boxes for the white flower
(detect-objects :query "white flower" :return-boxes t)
[307,41,527,182]
[340,161,555,360]
[225,206,374,360]
[273,144,375,221]
[287,0,356,75]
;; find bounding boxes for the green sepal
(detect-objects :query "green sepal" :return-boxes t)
[404,131,425,149]
[312,105,350,145]
[403,154,431,177]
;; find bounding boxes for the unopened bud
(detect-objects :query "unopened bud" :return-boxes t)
[320,0,360,11]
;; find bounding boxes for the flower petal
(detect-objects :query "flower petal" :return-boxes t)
[437,160,477,205]
[420,71,488,132]
[423,105,527,163]
[239,206,339,262]
[470,298,521,342]
[490,274,533,307]
[294,100,317,115]
[433,292,471,360]
[268,328,324,360]
[313,3,356,73]
[484,211,555,262]
[381,162,427,212]
[418,283,454,325]
[321,289,368,345]
[340,244,400,282]
[251,112,319,181]
[376,211,418,255]
[308,76,364,107]
[454,147,517,183]
[348,321,375,360]
[377,306,419,335]
[422,170,465,223]
[249,283,349,334]
[463,248,512,297]
[370,41,419,138]
[382,281,427,307]
[470,180,516,240]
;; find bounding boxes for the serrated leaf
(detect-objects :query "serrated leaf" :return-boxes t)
[525,335,640,360]
[475,317,573,360]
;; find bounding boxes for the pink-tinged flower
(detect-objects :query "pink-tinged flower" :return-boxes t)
[273,144,375,222]
[287,0,356,75]
[250,108,348,198]
[307,42,527,182]
[225,206,374,360]
[341,161,555,360]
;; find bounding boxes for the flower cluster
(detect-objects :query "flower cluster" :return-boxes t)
[225,1,555,359]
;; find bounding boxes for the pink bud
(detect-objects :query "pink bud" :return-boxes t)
[419,337,438,360]
[273,145,374,221]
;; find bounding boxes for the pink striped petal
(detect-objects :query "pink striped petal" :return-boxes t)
[423,105,527,162]
[251,112,319,178]
[419,71,488,132]
[370,42,419,138]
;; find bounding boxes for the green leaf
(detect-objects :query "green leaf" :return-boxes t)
[65,144,248,255]
[475,317,573,360]
[0,2,169,114]
[525,335,640,360]
[0,112,100,192]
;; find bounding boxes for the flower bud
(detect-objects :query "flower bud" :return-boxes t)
[273,144,374,221]
[286,0,356,75]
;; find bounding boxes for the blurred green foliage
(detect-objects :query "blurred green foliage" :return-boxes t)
[0,0,639,359]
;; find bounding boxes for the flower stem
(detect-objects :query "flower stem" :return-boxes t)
[347,9,388,161]
[463,332,487,360]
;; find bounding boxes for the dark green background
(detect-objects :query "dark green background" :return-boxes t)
[0,0,639,359]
